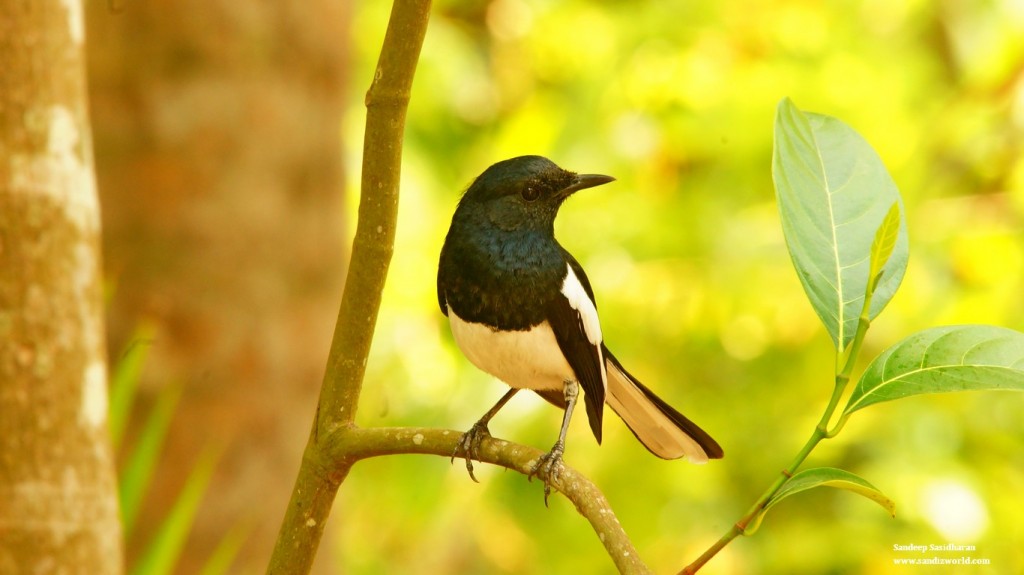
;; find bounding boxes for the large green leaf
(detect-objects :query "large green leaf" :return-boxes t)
[844,325,1024,415]
[745,467,895,534]
[772,98,909,351]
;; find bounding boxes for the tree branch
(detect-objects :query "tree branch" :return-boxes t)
[267,0,431,572]
[268,2,650,574]
[319,0,433,432]
[325,427,653,575]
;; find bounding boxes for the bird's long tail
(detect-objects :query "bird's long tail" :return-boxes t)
[603,347,723,462]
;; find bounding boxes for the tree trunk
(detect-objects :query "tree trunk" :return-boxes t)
[0,1,123,573]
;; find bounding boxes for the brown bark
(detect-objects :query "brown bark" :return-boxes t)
[84,2,349,571]
[0,1,123,573]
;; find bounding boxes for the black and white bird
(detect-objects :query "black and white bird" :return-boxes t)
[437,155,722,499]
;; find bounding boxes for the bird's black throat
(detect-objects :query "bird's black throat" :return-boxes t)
[438,210,567,331]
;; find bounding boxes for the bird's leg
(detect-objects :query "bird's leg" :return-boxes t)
[453,388,519,482]
[528,379,579,505]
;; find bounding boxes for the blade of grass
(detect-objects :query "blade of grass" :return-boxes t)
[199,518,254,575]
[109,322,157,449]
[119,384,183,535]
[130,445,221,575]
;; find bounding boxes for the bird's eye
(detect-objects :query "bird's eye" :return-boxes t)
[521,186,540,202]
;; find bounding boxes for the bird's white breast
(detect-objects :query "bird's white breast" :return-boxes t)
[448,310,573,391]
[447,263,605,392]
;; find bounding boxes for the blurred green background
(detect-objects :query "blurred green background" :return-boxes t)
[87,0,1024,573]
[342,1,1024,574]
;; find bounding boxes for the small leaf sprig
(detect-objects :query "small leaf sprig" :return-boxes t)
[681,98,1024,574]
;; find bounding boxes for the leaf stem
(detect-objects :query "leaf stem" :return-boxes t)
[681,308,873,574]
[678,525,743,575]
[678,424,827,575]
[827,311,870,437]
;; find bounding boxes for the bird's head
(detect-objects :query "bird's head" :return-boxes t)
[457,155,615,232]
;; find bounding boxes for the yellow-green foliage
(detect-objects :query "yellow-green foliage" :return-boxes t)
[338,2,1024,573]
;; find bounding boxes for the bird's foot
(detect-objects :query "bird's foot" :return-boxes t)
[528,440,565,506]
[451,420,492,482]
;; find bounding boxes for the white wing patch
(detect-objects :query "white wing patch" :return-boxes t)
[561,264,601,344]
[561,263,607,390]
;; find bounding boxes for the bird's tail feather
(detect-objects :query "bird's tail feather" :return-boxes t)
[604,349,723,462]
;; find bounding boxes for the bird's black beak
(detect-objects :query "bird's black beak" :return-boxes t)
[558,173,615,199]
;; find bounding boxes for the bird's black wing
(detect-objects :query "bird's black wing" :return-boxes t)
[544,253,606,443]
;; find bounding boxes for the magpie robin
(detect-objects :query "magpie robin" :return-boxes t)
[438,155,722,500]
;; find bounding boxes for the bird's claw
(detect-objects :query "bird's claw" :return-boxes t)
[528,441,565,506]
[452,421,492,482]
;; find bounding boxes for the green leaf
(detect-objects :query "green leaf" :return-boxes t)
[867,202,901,293]
[199,519,254,575]
[119,384,182,535]
[844,325,1024,415]
[772,98,908,351]
[109,323,157,449]
[745,467,895,534]
[130,446,220,575]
